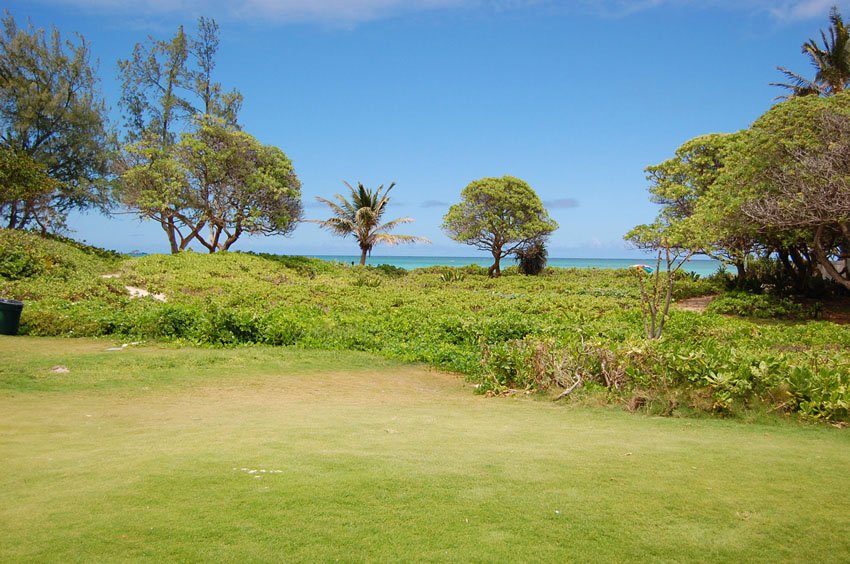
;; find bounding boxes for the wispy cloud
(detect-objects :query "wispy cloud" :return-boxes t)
[421,199,450,208]
[767,0,838,21]
[543,198,579,209]
[42,0,473,24]
[604,0,847,21]
[33,0,847,24]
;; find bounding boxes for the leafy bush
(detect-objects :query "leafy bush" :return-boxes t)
[368,263,408,278]
[706,291,816,319]
[0,246,46,279]
[0,229,120,280]
[515,240,548,275]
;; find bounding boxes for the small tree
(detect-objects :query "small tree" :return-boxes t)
[442,176,558,277]
[310,181,429,265]
[625,223,693,339]
[120,118,302,252]
[117,17,242,252]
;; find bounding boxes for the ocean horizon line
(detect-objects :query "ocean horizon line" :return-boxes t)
[306,255,722,276]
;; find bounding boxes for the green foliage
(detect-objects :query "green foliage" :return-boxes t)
[0,229,121,280]
[706,291,818,319]
[0,13,112,231]
[116,18,247,252]
[636,85,850,296]
[515,239,548,275]
[242,252,334,278]
[366,263,408,278]
[4,233,850,422]
[120,118,302,253]
[443,176,557,276]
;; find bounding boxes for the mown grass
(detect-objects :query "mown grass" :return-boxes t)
[2,336,849,561]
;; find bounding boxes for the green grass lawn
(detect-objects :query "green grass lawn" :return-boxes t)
[2,337,849,562]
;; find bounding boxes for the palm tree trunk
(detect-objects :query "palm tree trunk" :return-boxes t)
[360,248,368,266]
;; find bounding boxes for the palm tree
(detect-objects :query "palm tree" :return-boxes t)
[310,181,430,265]
[773,6,850,98]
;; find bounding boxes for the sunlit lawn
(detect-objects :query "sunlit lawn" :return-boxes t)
[2,337,849,561]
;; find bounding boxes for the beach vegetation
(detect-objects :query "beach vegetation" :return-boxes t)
[515,238,548,275]
[635,89,850,296]
[120,117,302,252]
[0,13,112,232]
[116,18,245,253]
[442,176,558,277]
[3,230,849,423]
[310,181,430,265]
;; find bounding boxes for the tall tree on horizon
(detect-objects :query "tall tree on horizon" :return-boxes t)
[773,6,850,98]
[116,17,243,253]
[310,182,430,265]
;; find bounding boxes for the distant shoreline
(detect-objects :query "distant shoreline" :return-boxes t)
[307,255,722,276]
[122,251,721,276]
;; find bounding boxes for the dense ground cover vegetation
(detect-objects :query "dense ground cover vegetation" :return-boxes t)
[2,230,848,422]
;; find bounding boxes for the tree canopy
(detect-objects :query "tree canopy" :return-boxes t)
[632,88,850,293]
[120,118,302,253]
[0,12,112,231]
[443,176,558,277]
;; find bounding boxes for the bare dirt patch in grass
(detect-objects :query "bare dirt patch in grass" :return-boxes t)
[675,294,718,313]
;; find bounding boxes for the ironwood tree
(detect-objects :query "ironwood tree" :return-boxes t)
[0,13,112,231]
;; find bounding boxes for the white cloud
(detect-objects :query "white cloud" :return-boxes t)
[767,0,839,20]
[233,0,468,24]
[33,0,850,24]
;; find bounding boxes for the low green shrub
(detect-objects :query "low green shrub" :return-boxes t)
[439,270,465,283]
[706,291,816,319]
[368,263,408,278]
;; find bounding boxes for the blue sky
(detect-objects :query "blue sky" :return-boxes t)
[6,0,848,257]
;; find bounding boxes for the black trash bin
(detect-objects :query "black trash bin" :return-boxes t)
[0,299,24,336]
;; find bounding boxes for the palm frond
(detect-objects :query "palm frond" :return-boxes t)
[771,67,824,99]
[774,8,850,97]
[314,195,349,219]
[372,233,431,246]
[375,216,415,233]
[307,216,356,236]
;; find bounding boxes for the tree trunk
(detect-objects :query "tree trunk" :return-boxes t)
[359,248,368,266]
[813,225,850,290]
[220,227,242,251]
[7,200,18,229]
[734,260,746,280]
[163,217,179,254]
[489,251,502,278]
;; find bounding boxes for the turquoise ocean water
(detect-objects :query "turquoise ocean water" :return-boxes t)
[310,256,722,277]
